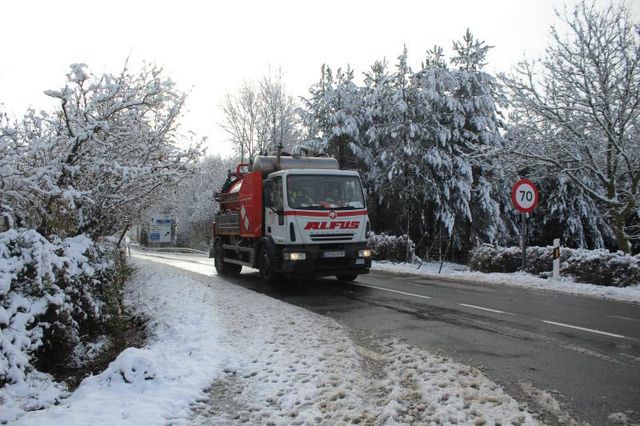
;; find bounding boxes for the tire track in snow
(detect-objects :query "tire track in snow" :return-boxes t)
[137,255,538,424]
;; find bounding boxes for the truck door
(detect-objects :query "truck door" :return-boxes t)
[264,176,287,244]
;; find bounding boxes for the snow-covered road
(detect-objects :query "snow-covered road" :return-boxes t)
[16,254,537,425]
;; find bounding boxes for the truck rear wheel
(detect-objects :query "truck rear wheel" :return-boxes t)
[214,239,242,276]
[259,245,279,284]
[336,274,358,282]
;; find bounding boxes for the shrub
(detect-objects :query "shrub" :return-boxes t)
[469,244,640,287]
[0,229,125,387]
[368,232,415,262]
[562,249,640,287]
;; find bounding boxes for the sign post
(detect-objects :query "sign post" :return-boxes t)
[521,213,527,269]
[553,238,560,279]
[511,179,539,271]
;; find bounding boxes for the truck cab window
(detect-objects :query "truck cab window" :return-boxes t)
[264,180,274,208]
[287,175,365,210]
[271,177,283,210]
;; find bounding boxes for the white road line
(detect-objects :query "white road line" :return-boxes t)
[458,303,513,315]
[542,320,627,339]
[351,283,431,299]
[608,315,640,323]
[619,352,640,363]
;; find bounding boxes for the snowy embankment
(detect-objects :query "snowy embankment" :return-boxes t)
[372,261,640,304]
[17,257,536,425]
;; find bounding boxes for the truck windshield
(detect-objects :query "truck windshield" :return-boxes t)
[287,175,365,210]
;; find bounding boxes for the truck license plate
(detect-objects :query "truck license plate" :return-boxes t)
[323,250,345,258]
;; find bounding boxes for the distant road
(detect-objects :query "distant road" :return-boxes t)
[134,251,640,425]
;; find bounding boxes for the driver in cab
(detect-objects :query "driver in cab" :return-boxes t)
[289,183,313,208]
[321,187,341,208]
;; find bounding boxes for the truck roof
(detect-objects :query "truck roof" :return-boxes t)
[267,168,360,178]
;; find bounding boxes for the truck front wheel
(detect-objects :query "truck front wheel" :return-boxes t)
[214,239,242,276]
[259,245,279,284]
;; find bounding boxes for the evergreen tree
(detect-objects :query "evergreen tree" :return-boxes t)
[303,65,364,169]
[374,47,432,238]
[450,30,510,246]
[301,35,526,255]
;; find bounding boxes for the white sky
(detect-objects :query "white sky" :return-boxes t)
[1,0,638,157]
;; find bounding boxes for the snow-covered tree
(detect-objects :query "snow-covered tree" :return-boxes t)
[396,33,508,250]
[302,39,510,254]
[303,65,365,169]
[358,59,395,213]
[2,63,202,238]
[221,69,300,162]
[260,68,301,153]
[372,47,436,242]
[501,2,640,253]
[449,30,509,246]
[411,48,468,241]
[220,82,267,162]
[505,123,613,249]
[0,109,22,225]
[160,154,233,249]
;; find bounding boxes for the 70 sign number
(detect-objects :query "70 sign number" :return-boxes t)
[519,190,534,202]
[511,178,539,213]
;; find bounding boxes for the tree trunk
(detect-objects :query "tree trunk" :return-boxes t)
[612,213,631,254]
[117,224,131,248]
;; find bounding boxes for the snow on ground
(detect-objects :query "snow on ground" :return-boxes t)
[15,255,537,425]
[373,260,640,304]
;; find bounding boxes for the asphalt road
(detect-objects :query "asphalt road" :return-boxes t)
[136,252,640,425]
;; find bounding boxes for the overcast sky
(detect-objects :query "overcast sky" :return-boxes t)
[1,0,638,156]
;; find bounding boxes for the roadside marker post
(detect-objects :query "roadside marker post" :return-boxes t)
[553,238,560,280]
[511,179,540,271]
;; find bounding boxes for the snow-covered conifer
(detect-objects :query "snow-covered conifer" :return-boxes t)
[303,65,365,169]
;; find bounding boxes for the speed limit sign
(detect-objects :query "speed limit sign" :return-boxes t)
[511,178,539,213]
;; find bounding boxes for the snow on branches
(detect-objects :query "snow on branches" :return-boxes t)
[221,69,300,163]
[0,63,203,239]
[501,2,640,253]
[0,230,119,385]
[303,34,509,249]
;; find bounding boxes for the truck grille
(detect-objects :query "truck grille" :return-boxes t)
[310,233,354,242]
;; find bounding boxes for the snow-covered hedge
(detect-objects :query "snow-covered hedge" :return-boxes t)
[469,245,640,287]
[368,232,415,262]
[0,229,125,387]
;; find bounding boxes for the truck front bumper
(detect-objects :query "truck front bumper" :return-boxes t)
[279,243,371,278]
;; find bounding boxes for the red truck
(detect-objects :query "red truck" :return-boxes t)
[211,150,371,283]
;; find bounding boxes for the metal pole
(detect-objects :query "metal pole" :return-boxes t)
[553,238,560,279]
[521,213,527,270]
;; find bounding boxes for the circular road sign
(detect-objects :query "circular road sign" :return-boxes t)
[511,178,539,213]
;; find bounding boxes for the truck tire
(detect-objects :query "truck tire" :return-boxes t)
[336,274,358,282]
[214,239,242,276]
[259,245,279,284]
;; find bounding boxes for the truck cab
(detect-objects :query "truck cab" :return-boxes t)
[262,168,371,280]
[212,153,371,283]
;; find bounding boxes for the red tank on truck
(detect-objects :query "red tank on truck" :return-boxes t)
[210,148,372,284]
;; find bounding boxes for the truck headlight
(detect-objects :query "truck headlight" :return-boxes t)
[284,252,306,261]
[358,249,371,258]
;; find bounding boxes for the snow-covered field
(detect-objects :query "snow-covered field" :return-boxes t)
[373,260,640,304]
[13,256,537,425]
